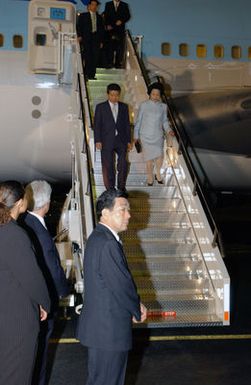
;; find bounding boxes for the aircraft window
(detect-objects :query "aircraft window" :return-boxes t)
[32,110,41,119]
[161,42,171,56]
[0,34,4,47]
[214,45,224,59]
[231,45,241,59]
[32,96,42,105]
[248,47,251,59]
[36,33,47,46]
[241,99,251,109]
[179,43,189,57]
[196,44,207,58]
[13,35,23,48]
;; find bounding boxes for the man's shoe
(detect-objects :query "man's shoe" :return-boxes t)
[120,188,129,197]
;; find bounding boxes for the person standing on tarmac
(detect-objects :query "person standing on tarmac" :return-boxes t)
[76,188,147,385]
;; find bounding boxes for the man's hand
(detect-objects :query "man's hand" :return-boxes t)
[39,305,48,321]
[132,303,147,323]
[116,20,123,26]
[96,142,102,150]
[127,142,133,151]
[139,303,147,322]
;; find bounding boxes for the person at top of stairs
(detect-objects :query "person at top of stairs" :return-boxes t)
[77,0,105,80]
[103,0,131,68]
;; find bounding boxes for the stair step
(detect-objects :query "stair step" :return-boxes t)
[128,258,202,273]
[134,275,209,291]
[127,254,201,262]
[123,242,200,257]
[127,221,191,229]
[93,185,197,202]
[94,153,171,172]
[96,67,126,75]
[142,297,215,314]
[136,313,222,328]
[123,227,194,241]
[127,197,185,212]
[140,291,213,302]
[128,211,190,225]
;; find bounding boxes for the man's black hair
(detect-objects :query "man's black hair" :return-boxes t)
[88,0,100,5]
[107,83,121,94]
[96,189,127,220]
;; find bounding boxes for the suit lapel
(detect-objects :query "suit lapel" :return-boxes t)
[106,101,113,119]
[116,102,121,124]
[117,240,129,268]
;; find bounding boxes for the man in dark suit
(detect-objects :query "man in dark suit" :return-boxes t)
[77,0,105,79]
[94,83,131,192]
[19,180,69,385]
[77,189,147,385]
[104,0,131,68]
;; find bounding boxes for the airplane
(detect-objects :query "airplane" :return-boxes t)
[1,0,251,190]
[3,0,251,327]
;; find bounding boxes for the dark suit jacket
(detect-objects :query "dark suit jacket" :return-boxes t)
[94,100,131,149]
[104,1,131,34]
[20,212,69,313]
[77,11,104,44]
[0,220,50,335]
[76,223,141,351]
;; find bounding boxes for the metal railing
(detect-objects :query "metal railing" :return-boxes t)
[74,45,96,235]
[126,30,150,85]
[166,142,218,296]
[162,88,223,252]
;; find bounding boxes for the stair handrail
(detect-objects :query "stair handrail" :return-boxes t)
[126,30,151,85]
[76,48,96,231]
[165,143,218,296]
[158,79,223,252]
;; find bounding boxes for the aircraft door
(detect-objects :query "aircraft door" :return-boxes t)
[28,0,75,74]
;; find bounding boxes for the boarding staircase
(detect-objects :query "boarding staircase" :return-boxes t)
[81,64,230,327]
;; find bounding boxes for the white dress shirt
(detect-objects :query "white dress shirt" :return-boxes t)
[90,11,97,33]
[28,211,47,229]
[113,0,120,11]
[100,222,120,242]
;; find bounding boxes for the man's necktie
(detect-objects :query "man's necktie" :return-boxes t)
[112,103,118,122]
[112,103,118,135]
[91,12,97,33]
